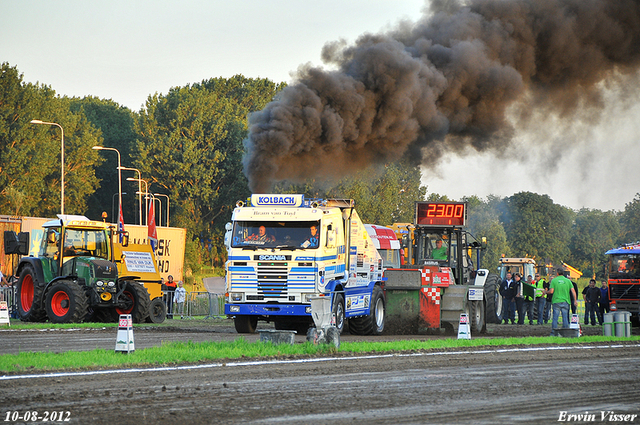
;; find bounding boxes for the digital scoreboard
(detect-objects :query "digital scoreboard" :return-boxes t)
[415,201,466,227]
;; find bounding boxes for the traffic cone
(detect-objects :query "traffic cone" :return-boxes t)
[458,313,471,340]
[115,314,135,353]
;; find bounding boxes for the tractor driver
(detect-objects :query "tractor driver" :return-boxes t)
[45,230,60,257]
[432,239,447,260]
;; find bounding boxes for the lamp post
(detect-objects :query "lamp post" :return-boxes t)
[154,193,170,227]
[93,146,122,224]
[127,177,149,225]
[120,167,142,225]
[30,120,65,214]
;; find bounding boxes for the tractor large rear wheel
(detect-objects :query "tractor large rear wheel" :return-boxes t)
[45,281,89,323]
[469,299,486,333]
[484,274,503,324]
[115,282,151,323]
[15,265,47,322]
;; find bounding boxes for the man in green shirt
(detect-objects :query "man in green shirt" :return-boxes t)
[432,239,447,260]
[547,268,577,333]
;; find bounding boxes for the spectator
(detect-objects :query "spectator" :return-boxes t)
[175,281,186,319]
[0,266,9,287]
[514,273,525,325]
[499,272,517,324]
[582,279,601,326]
[543,271,553,324]
[533,273,547,325]
[569,277,579,315]
[522,274,535,325]
[548,267,577,333]
[0,265,9,303]
[599,281,610,325]
[165,275,177,319]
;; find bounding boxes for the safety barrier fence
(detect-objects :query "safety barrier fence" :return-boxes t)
[162,290,226,319]
[0,286,16,318]
[0,286,226,320]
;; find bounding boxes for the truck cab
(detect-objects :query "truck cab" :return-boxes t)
[225,194,385,335]
[606,243,640,324]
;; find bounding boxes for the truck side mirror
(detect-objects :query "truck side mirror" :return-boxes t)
[122,232,129,247]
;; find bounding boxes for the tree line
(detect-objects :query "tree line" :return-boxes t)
[1,62,638,277]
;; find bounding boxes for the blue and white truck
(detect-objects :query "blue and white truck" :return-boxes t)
[224,194,385,335]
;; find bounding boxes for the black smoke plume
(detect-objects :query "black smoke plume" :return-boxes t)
[243,0,640,193]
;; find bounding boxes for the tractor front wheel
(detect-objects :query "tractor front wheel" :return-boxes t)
[115,282,151,323]
[45,281,89,323]
[146,297,167,323]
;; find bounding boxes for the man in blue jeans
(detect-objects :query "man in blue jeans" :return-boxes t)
[547,268,577,334]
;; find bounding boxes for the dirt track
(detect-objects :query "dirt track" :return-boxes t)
[1,320,639,424]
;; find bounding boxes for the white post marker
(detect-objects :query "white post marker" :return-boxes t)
[458,313,471,340]
[115,314,135,353]
[0,301,10,327]
[570,313,582,337]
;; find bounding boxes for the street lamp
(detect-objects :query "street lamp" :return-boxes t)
[93,146,122,224]
[127,177,149,225]
[154,193,170,227]
[120,167,142,225]
[30,120,65,214]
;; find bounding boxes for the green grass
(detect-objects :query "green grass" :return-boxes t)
[1,335,638,374]
[2,321,118,330]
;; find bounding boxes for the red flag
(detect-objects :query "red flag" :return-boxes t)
[148,199,157,252]
[118,203,125,243]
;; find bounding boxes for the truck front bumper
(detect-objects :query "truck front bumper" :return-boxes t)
[225,303,311,317]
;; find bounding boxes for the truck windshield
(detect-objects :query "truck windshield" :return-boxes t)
[609,254,640,278]
[63,228,109,259]
[231,221,321,249]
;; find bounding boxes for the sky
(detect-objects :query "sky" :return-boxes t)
[2,0,639,212]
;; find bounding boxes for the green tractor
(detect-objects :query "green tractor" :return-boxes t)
[12,215,151,323]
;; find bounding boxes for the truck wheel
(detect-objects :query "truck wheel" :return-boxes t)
[45,281,89,323]
[349,285,385,335]
[332,293,345,334]
[234,315,258,333]
[115,282,151,323]
[470,300,486,333]
[484,274,503,324]
[146,298,167,323]
[15,265,47,322]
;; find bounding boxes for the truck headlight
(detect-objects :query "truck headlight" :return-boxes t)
[230,305,240,313]
[230,292,244,302]
[303,293,317,303]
